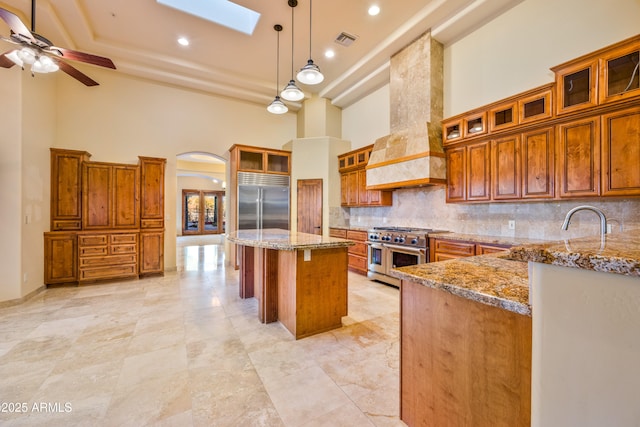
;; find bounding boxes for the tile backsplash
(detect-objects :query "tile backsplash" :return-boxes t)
[333,186,640,241]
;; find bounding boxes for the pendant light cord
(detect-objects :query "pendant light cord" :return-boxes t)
[308,0,313,58]
[291,5,295,78]
[275,26,281,94]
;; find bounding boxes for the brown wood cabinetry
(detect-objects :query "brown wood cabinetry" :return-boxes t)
[430,237,511,262]
[556,117,601,198]
[82,162,140,229]
[346,229,368,275]
[78,231,138,282]
[338,145,392,207]
[444,35,640,203]
[601,106,640,196]
[45,150,166,285]
[328,228,347,238]
[44,232,77,284]
[50,149,91,231]
[401,279,531,426]
[231,144,291,175]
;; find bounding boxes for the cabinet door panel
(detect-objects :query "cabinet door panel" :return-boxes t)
[467,142,491,201]
[522,128,554,198]
[140,232,164,275]
[44,233,77,284]
[83,163,112,229]
[357,169,368,205]
[112,166,140,228]
[557,118,600,197]
[492,135,521,200]
[140,158,166,222]
[446,146,466,202]
[602,107,640,195]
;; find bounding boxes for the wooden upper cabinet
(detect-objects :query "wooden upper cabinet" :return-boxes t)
[338,145,392,207]
[599,36,640,105]
[446,146,466,202]
[556,117,601,198]
[489,101,518,132]
[521,127,554,199]
[601,106,640,196]
[139,157,166,229]
[82,162,140,229]
[50,148,91,231]
[553,59,598,115]
[519,85,554,125]
[467,141,491,201]
[491,135,521,200]
[231,145,291,175]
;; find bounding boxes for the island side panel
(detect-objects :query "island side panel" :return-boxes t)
[239,245,254,298]
[401,279,531,427]
[278,247,349,339]
[256,248,278,323]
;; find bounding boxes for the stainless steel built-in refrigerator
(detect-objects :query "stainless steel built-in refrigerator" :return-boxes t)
[237,172,290,230]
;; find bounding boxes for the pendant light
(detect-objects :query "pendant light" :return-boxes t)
[267,24,288,115]
[296,0,324,85]
[280,0,304,101]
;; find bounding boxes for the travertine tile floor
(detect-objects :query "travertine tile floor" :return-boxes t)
[0,236,405,426]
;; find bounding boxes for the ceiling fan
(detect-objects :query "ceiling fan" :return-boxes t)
[0,0,115,86]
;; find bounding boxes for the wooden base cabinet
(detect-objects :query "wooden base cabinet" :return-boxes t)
[78,232,138,282]
[44,232,77,284]
[139,231,164,275]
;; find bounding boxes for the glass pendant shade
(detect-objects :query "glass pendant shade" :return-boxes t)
[281,79,304,101]
[297,59,324,85]
[267,95,288,114]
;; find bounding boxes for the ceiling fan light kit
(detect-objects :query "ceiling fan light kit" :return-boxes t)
[0,0,116,85]
[296,0,323,86]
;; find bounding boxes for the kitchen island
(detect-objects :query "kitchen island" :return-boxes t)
[391,230,640,427]
[390,254,532,426]
[226,229,354,339]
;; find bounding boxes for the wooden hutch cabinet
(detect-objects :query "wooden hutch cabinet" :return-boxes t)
[338,145,392,207]
[44,149,166,285]
[442,34,640,203]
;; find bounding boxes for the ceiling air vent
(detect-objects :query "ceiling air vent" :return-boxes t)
[334,32,358,47]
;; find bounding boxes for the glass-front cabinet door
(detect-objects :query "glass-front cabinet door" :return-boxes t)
[182,190,225,235]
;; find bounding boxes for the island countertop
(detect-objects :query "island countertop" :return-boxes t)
[507,229,640,276]
[390,254,531,316]
[226,229,355,251]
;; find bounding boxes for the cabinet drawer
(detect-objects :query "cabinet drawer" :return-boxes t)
[329,228,347,238]
[79,235,108,246]
[349,241,367,257]
[141,219,164,229]
[348,254,367,272]
[111,244,137,255]
[434,253,467,262]
[346,230,368,241]
[79,246,108,257]
[477,244,510,255]
[434,240,476,256]
[111,234,137,244]
[79,254,137,267]
[79,264,137,281]
[52,220,82,230]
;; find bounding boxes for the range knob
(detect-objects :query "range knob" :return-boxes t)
[369,234,377,240]
[411,238,418,244]
[394,237,400,242]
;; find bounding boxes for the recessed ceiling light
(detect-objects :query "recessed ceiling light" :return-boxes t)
[178,37,190,46]
[325,50,335,58]
[368,5,380,16]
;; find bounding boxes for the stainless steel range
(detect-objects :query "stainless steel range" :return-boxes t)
[366,227,446,287]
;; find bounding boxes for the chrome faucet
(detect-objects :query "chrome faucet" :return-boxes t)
[561,205,608,235]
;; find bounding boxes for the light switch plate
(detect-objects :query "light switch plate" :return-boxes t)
[304,249,311,261]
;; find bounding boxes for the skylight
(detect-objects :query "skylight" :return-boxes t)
[157,0,261,35]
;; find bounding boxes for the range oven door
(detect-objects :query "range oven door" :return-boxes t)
[367,242,387,274]
[385,244,427,272]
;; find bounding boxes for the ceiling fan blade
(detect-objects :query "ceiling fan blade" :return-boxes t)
[51,46,116,69]
[55,59,99,86]
[0,50,18,68]
[0,8,36,43]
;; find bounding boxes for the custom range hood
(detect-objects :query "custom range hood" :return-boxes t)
[366,31,446,190]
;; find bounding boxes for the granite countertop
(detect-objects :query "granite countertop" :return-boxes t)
[227,229,355,251]
[429,232,550,247]
[390,254,531,316]
[507,230,640,276]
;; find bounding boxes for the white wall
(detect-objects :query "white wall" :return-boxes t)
[0,70,24,302]
[341,84,390,150]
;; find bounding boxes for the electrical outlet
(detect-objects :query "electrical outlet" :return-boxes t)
[508,220,516,230]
